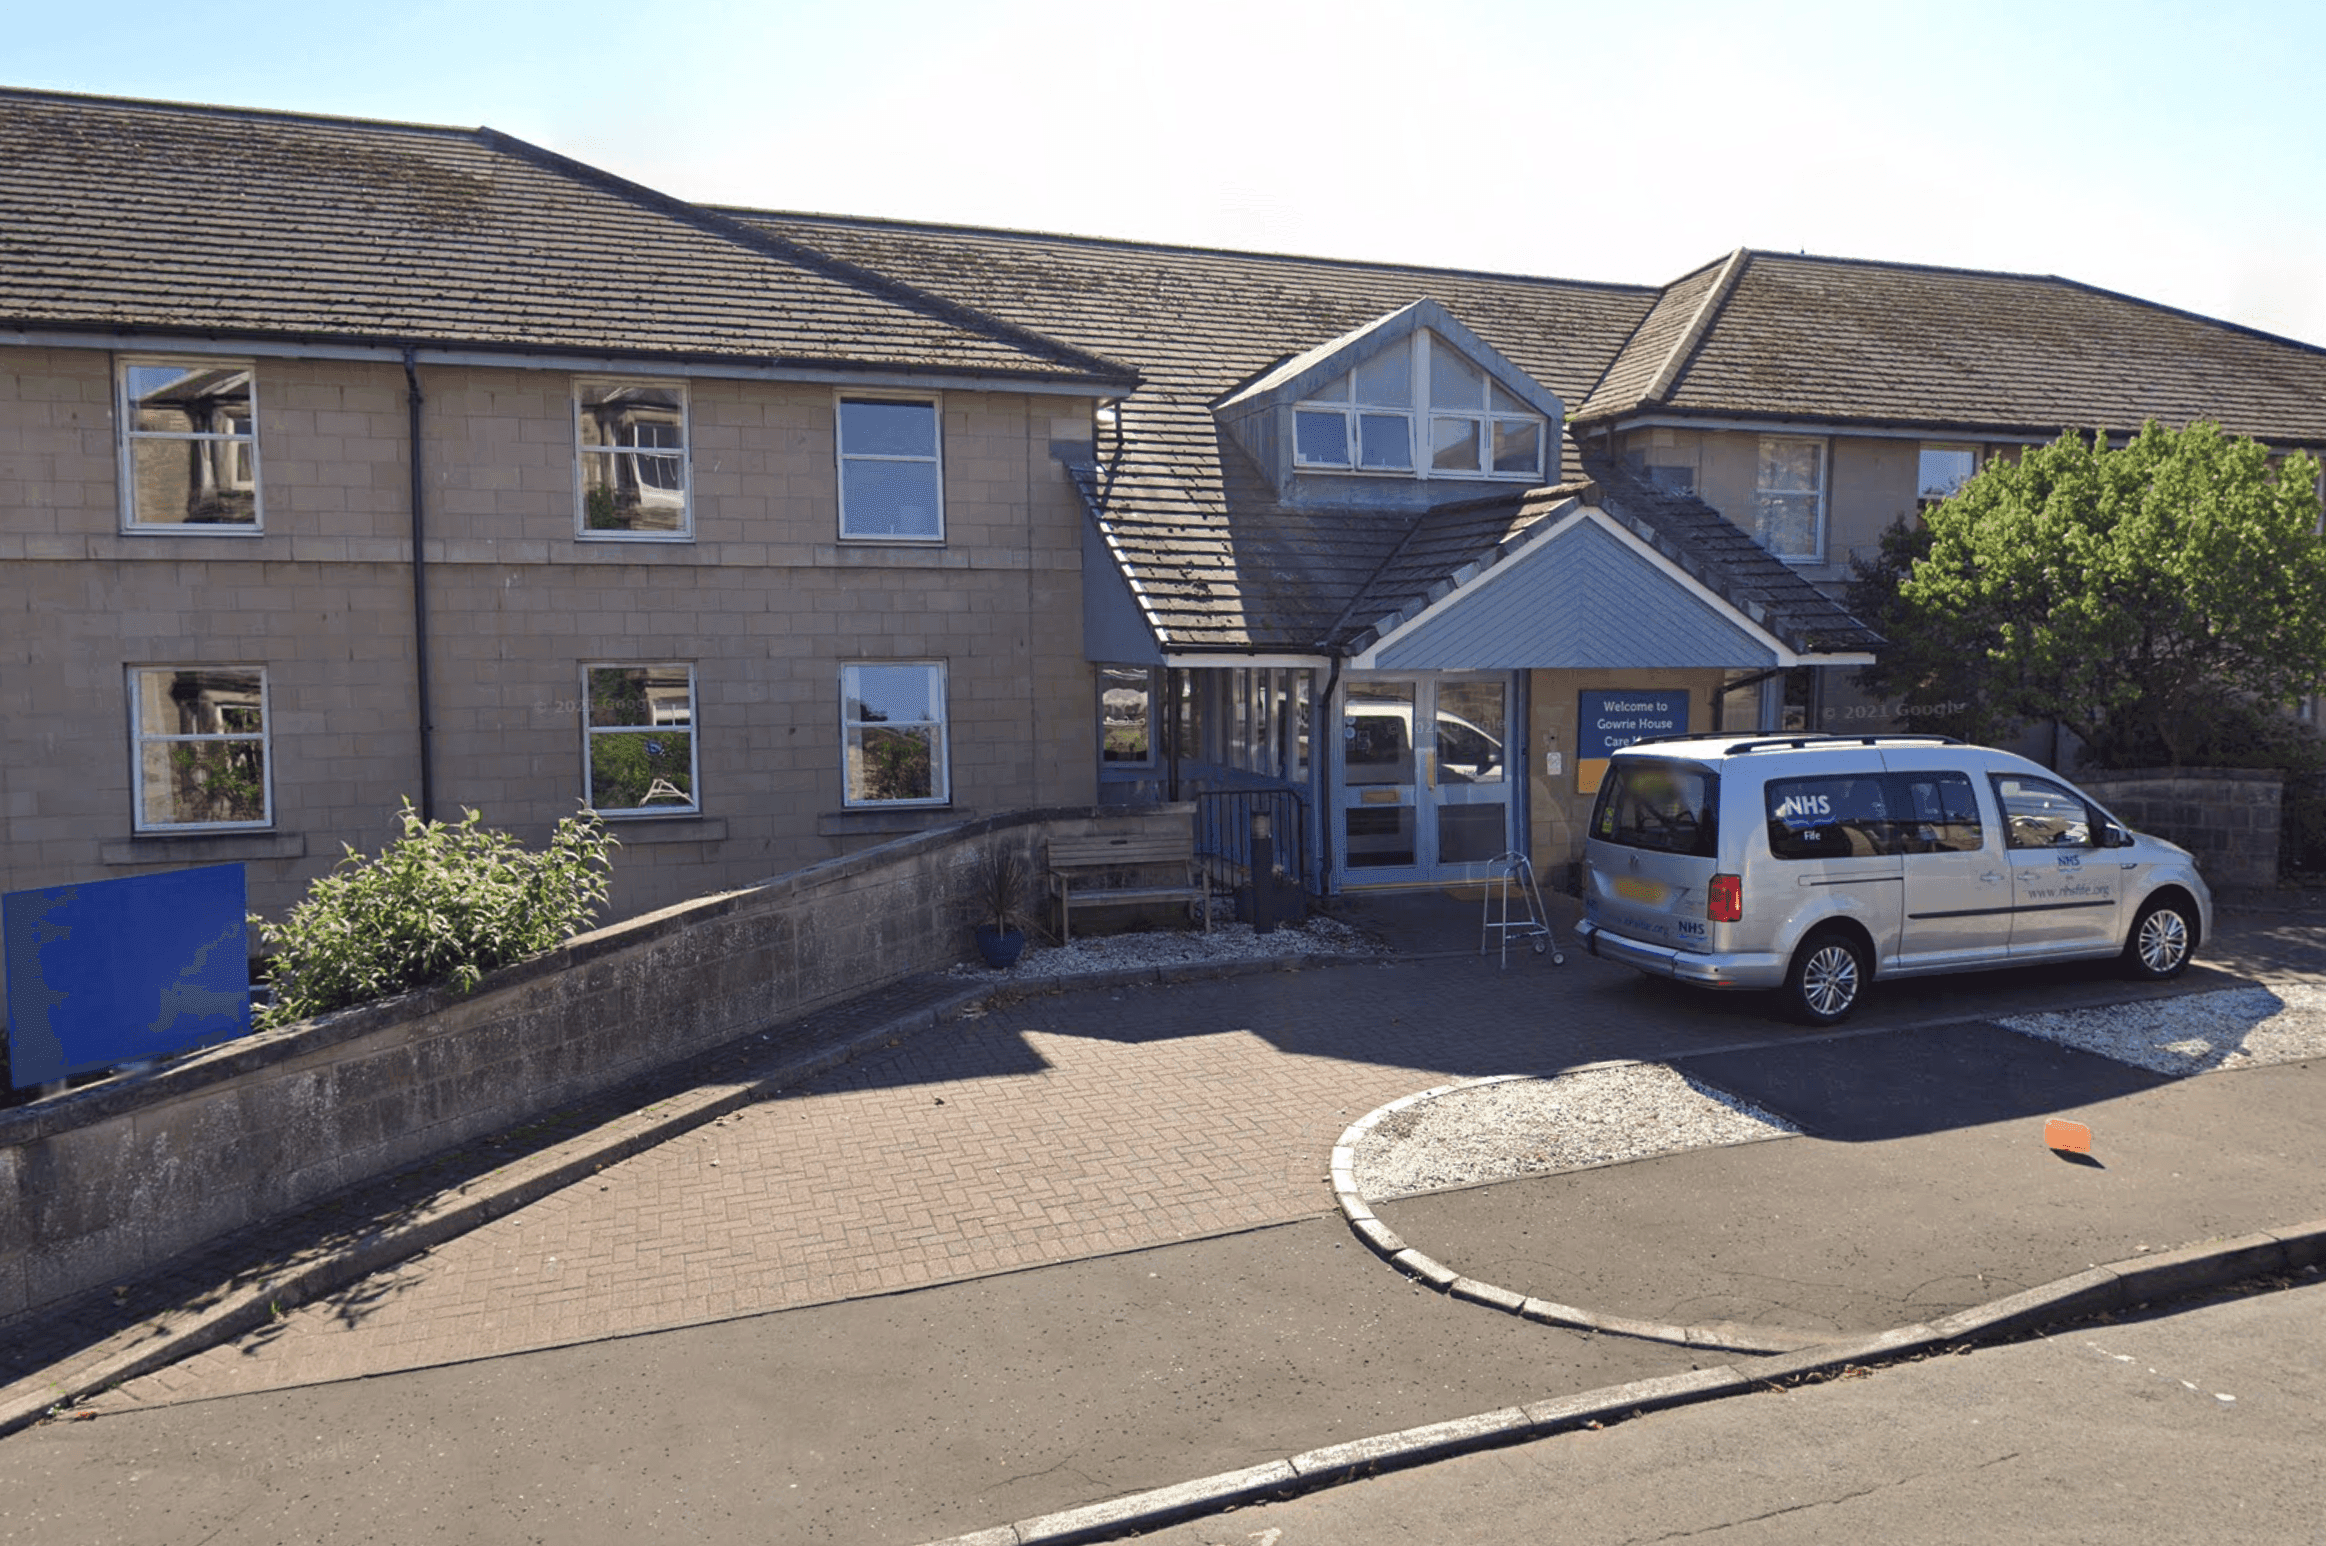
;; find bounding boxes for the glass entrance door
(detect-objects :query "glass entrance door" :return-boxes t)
[1335,674,1512,884]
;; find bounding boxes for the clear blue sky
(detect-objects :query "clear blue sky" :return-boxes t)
[14,0,2325,345]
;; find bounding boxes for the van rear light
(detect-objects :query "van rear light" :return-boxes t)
[1708,873,1742,923]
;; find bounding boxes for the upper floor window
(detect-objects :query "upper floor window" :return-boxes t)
[583,664,698,815]
[1292,332,1543,482]
[129,665,271,830]
[577,380,689,538]
[119,359,260,531]
[1918,444,1978,507]
[1753,436,1826,561]
[838,398,943,541]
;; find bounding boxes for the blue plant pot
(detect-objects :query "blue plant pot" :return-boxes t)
[974,924,1026,970]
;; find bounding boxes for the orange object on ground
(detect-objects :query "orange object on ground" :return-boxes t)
[2044,1118,2093,1153]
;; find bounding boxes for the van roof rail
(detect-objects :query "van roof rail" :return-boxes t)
[1717,733,1965,755]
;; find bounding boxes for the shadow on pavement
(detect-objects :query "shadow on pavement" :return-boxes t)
[1673,1022,2173,1141]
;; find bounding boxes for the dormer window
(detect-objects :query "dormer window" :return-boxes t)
[1290,331,1543,481]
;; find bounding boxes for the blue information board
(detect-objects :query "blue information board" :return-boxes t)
[4,864,250,1087]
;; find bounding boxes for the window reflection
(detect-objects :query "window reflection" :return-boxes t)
[122,362,259,527]
[579,383,688,534]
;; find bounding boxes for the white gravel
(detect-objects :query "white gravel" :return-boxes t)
[1352,1065,1800,1202]
[947,914,1383,982]
[1999,985,2326,1075]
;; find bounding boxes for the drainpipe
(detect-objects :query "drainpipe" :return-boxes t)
[1315,655,1344,889]
[403,348,437,821]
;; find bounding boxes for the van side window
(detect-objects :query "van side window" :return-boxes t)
[1765,775,1893,859]
[1890,771,1984,853]
[1590,760,1719,856]
[1992,775,2094,850]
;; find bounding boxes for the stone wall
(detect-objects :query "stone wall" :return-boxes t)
[0,804,1189,1328]
[2077,768,2283,890]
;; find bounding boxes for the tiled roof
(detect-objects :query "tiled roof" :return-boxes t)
[1578,250,2326,446]
[1571,457,1884,657]
[737,210,1662,651]
[0,89,1125,383]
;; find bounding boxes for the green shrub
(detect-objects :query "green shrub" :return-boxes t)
[250,799,617,1029]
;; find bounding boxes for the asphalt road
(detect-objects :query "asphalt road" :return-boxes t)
[1131,1275,2326,1546]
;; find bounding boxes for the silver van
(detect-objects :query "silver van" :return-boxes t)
[1572,734,2213,1023]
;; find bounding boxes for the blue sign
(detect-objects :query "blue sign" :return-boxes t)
[1578,690,1690,758]
[4,864,250,1087]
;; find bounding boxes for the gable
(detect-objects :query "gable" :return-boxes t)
[1366,513,1783,670]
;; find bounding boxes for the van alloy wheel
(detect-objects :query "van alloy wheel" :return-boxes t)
[2127,900,2192,980]
[1787,932,1866,1024]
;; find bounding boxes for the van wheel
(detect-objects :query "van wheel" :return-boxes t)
[2124,897,2194,980]
[1785,929,1867,1025]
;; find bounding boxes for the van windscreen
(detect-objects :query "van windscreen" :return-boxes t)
[1590,759,1719,857]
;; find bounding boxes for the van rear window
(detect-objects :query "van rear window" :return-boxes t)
[1591,759,1719,856]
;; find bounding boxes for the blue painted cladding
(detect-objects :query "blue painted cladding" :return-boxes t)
[1374,519,1780,670]
[4,863,250,1085]
[1083,519,1162,664]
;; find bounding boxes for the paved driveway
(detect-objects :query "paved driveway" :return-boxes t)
[87,897,2317,1413]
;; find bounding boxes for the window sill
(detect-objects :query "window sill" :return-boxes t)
[818,806,968,838]
[102,831,307,865]
[576,531,695,543]
[602,816,727,845]
[122,525,266,537]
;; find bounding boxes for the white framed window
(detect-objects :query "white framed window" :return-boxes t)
[577,380,690,538]
[1753,436,1827,561]
[1099,665,1158,766]
[583,664,698,814]
[842,662,949,806]
[1292,332,1543,482]
[118,359,261,531]
[1918,444,1978,506]
[838,397,943,540]
[129,665,272,830]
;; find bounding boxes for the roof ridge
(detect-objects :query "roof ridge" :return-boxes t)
[475,130,1139,386]
[0,82,483,142]
[719,206,1662,298]
[1639,247,1750,407]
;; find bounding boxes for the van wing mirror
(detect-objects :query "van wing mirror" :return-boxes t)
[2101,821,2131,848]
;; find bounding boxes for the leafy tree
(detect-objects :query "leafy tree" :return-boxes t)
[1854,422,2326,768]
[250,800,617,1028]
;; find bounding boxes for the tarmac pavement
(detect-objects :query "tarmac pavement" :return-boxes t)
[0,891,2320,1544]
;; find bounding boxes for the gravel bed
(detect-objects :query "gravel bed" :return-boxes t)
[1352,1065,1800,1202]
[946,915,1383,983]
[1999,985,2326,1075]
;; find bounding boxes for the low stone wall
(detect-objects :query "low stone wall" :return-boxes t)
[0,805,1192,1329]
[2077,768,2283,890]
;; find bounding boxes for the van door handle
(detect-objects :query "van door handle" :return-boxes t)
[1979,871,2002,885]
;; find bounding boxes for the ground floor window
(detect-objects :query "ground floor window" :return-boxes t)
[129,665,271,830]
[1099,666,1157,764]
[584,664,698,814]
[842,661,949,806]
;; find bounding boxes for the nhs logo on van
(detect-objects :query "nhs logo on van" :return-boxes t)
[1772,792,1833,821]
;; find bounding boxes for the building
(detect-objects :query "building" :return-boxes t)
[8,86,2326,920]
[0,88,1131,923]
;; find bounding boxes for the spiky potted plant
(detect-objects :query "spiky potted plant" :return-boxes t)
[967,844,1033,969]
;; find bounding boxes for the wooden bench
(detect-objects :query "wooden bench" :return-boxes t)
[1046,830,1212,944]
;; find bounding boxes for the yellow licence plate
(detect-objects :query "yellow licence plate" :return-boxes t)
[1613,876,1669,904]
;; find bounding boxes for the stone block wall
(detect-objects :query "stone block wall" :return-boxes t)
[2076,767,2284,890]
[0,344,1104,926]
[0,804,1189,1328]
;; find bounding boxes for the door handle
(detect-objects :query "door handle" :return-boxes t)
[1979,871,2002,885]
